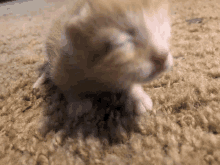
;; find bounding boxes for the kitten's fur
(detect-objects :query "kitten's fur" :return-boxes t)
[33,0,173,119]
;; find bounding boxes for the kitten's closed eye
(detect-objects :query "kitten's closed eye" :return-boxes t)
[127,28,136,36]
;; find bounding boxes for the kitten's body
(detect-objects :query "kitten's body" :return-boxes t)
[33,0,173,118]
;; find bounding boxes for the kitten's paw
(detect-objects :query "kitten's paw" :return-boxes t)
[126,84,153,115]
[33,72,46,89]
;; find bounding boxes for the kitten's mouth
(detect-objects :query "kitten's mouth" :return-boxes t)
[140,63,168,83]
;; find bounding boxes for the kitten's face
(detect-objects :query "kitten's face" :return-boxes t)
[65,0,173,88]
[91,9,172,85]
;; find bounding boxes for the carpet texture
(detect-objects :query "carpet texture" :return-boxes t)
[0,0,220,164]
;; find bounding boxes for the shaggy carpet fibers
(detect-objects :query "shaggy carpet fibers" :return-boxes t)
[0,0,220,164]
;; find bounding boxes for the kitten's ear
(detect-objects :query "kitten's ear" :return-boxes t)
[65,18,86,50]
[64,3,91,47]
[86,0,116,15]
[86,0,101,13]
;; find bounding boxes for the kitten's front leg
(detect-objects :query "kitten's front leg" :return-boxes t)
[126,84,153,115]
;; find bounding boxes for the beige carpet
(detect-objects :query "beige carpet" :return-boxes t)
[0,0,220,164]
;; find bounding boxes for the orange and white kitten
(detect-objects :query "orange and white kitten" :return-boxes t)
[33,0,173,119]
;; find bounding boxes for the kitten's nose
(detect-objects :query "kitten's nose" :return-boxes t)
[151,50,173,72]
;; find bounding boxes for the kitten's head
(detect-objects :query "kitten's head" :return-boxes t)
[64,0,173,89]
